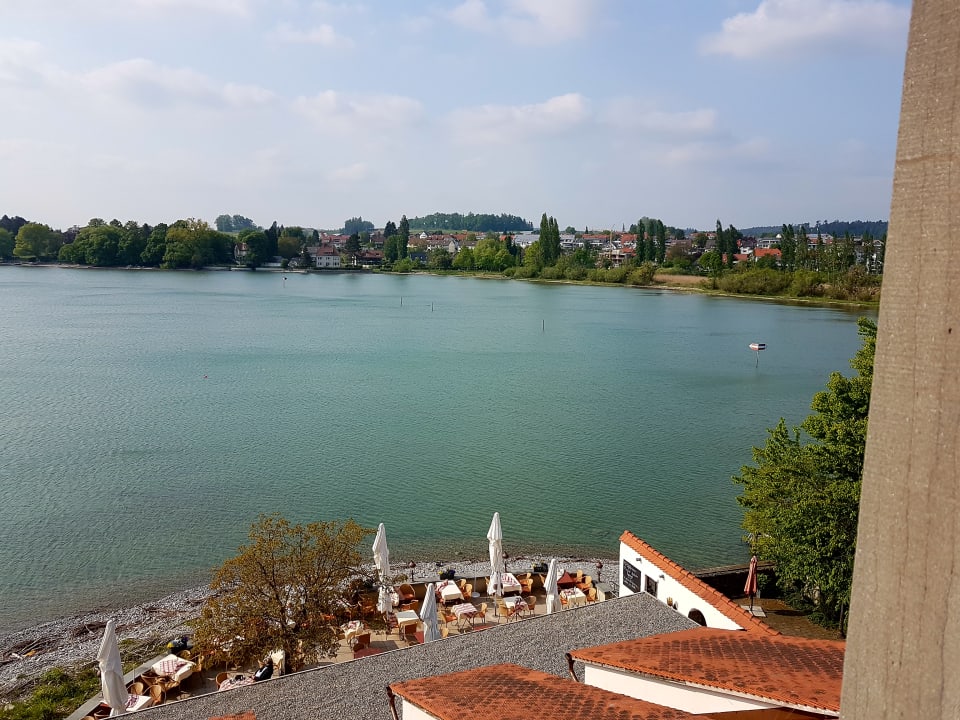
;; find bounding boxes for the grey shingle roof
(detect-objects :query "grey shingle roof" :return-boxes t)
[144,593,695,720]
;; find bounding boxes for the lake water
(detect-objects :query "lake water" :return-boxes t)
[0,267,871,634]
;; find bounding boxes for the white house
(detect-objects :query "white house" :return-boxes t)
[308,243,341,269]
[618,531,777,633]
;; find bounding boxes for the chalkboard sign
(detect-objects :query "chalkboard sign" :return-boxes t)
[622,559,643,593]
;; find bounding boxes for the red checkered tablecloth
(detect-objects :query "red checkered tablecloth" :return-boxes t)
[158,659,187,675]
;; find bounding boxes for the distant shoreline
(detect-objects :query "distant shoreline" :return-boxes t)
[1,262,879,309]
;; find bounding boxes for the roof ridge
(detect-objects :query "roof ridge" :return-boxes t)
[619,530,780,635]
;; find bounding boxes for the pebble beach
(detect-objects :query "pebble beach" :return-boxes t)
[0,554,616,700]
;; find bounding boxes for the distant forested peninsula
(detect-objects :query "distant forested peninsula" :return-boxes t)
[742,220,888,238]
[406,212,533,233]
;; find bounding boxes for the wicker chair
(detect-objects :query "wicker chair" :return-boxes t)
[126,681,145,696]
[148,685,165,705]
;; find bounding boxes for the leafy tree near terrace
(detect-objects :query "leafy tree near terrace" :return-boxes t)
[194,514,372,671]
[734,317,876,631]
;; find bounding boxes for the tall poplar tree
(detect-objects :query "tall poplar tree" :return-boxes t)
[398,215,410,258]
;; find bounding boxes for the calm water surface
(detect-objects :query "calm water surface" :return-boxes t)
[0,267,871,633]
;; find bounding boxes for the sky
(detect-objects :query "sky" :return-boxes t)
[0,0,911,232]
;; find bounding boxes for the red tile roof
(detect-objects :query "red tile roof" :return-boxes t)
[571,628,844,714]
[753,248,782,258]
[390,664,713,720]
[620,531,779,635]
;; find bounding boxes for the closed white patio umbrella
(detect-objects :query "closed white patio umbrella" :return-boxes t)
[487,512,505,597]
[372,523,393,614]
[420,582,441,642]
[544,558,560,614]
[97,619,128,717]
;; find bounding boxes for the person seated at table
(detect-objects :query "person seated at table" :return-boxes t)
[253,657,273,682]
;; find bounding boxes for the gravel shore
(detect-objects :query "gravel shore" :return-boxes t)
[0,554,615,700]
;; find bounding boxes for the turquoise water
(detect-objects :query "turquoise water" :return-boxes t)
[0,267,870,633]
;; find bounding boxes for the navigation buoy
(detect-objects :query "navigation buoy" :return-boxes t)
[749,342,766,367]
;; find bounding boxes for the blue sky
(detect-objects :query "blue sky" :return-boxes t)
[1,0,911,232]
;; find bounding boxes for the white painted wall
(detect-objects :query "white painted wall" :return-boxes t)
[399,699,436,720]
[618,541,743,630]
[584,665,777,715]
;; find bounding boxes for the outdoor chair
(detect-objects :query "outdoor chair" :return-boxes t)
[496,598,521,623]
[463,582,473,598]
[398,583,416,603]
[126,681,145,696]
[148,685,165,705]
[215,672,229,686]
[586,587,598,603]
[441,608,457,626]
[525,596,537,616]
[520,577,534,596]
[351,632,371,652]
[402,623,420,645]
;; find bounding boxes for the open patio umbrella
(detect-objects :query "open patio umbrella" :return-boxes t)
[544,558,560,614]
[97,619,128,717]
[487,512,505,597]
[372,523,392,614]
[744,555,759,611]
[420,582,441,642]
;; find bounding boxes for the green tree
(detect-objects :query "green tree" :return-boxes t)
[452,246,475,270]
[162,219,232,269]
[428,248,452,270]
[398,215,410,259]
[141,223,168,266]
[383,235,399,263]
[14,222,54,260]
[238,228,270,268]
[0,227,14,260]
[194,514,372,671]
[524,240,544,271]
[734,317,876,631]
[342,216,374,235]
[698,249,723,284]
[215,214,235,233]
[118,221,149,265]
[655,220,667,264]
[345,233,361,254]
[277,235,301,259]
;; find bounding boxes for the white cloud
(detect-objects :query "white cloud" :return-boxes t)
[702,0,910,59]
[271,22,354,47]
[81,59,274,109]
[328,162,369,183]
[446,93,589,145]
[660,137,773,169]
[292,91,424,134]
[0,39,62,87]
[602,100,718,137]
[447,0,599,44]
[4,0,255,18]
[309,0,367,13]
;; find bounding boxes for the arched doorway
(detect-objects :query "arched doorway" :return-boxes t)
[688,609,707,626]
